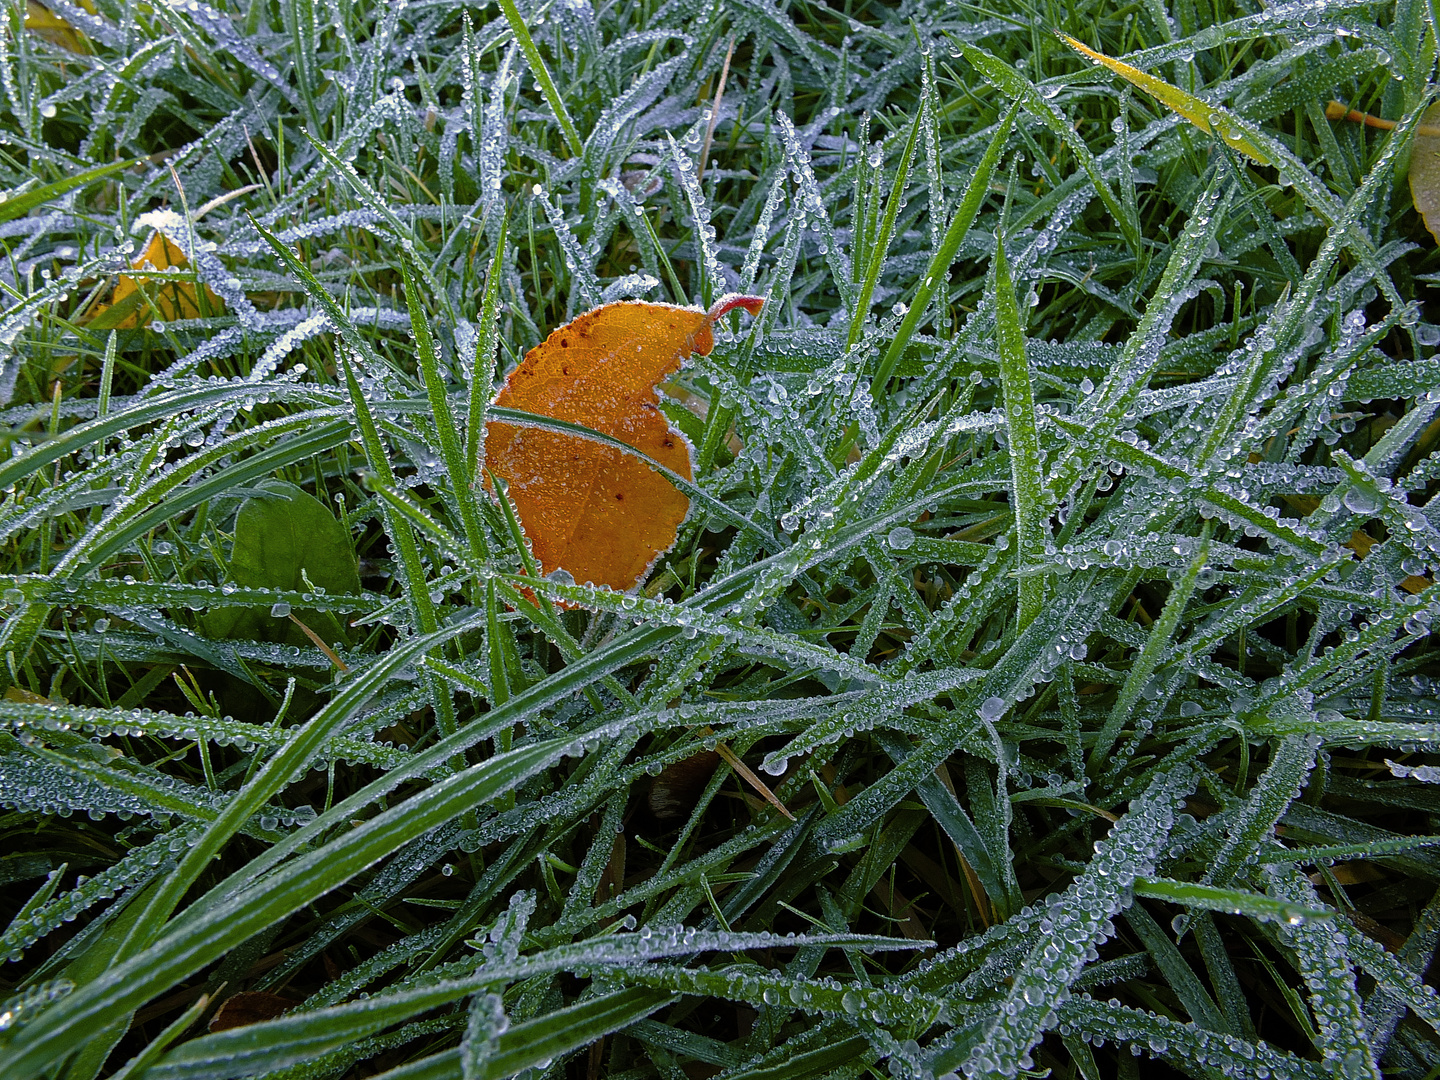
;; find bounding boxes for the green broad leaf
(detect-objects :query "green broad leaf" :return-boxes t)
[202,480,360,647]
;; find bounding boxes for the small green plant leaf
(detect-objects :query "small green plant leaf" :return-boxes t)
[202,480,359,646]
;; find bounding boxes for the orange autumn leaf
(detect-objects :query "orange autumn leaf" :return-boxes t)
[90,231,222,329]
[484,294,763,593]
[1408,102,1440,246]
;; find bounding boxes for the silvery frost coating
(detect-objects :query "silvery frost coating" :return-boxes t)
[2,0,1440,1076]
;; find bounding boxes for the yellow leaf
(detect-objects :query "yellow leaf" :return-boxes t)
[25,0,89,53]
[484,295,763,595]
[88,232,223,329]
[1409,103,1440,245]
[6,686,53,704]
[1056,33,1273,165]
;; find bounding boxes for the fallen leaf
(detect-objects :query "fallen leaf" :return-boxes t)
[25,0,89,52]
[208,991,293,1032]
[1409,103,1440,245]
[88,231,222,329]
[648,750,722,820]
[5,686,54,704]
[484,294,763,593]
[1056,33,1272,165]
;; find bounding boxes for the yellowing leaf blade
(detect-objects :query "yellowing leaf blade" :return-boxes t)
[87,232,224,328]
[1056,33,1272,165]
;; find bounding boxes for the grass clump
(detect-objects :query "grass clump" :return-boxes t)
[1,0,1439,1077]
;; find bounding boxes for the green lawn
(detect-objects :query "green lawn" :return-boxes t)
[1,0,1439,1077]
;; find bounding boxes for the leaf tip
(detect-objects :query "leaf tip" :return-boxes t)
[707,293,765,322]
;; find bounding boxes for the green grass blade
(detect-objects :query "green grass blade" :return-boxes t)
[955,41,1140,254]
[873,104,1019,396]
[0,157,144,223]
[494,0,583,158]
[992,232,1046,632]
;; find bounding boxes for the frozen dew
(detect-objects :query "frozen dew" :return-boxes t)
[886,526,916,551]
[980,696,1007,722]
[1341,486,1382,515]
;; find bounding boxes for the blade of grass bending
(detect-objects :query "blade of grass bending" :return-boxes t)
[992,233,1046,632]
[873,104,1018,398]
[299,131,454,324]
[1204,734,1319,891]
[466,214,508,486]
[1133,877,1332,925]
[848,103,923,350]
[1055,33,1272,165]
[1264,865,1381,1079]
[107,993,211,1080]
[364,991,675,1080]
[100,603,485,956]
[178,467,977,932]
[1055,996,1330,1079]
[166,622,674,942]
[874,730,1009,917]
[0,381,315,501]
[143,928,912,1078]
[955,41,1140,255]
[935,769,1190,1078]
[247,213,395,376]
[495,0,583,158]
